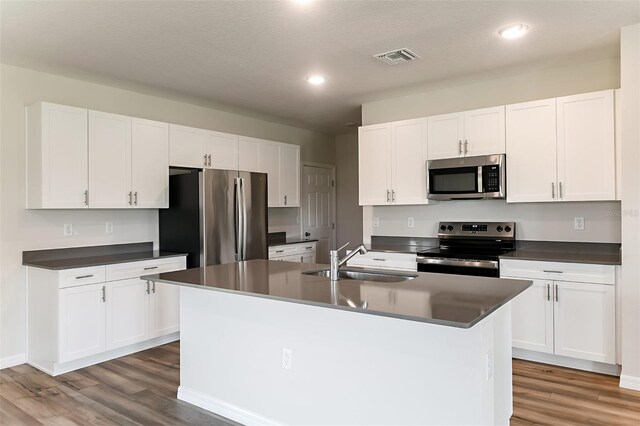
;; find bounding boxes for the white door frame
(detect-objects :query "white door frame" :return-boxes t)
[300,161,337,250]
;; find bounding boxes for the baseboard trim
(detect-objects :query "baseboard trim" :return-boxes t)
[0,353,26,369]
[620,375,640,391]
[513,348,621,376]
[178,386,281,426]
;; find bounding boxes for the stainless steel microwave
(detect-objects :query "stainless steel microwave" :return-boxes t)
[427,154,506,200]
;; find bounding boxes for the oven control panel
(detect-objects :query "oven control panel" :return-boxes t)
[438,222,515,238]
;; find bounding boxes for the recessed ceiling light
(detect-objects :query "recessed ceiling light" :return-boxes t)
[306,75,326,85]
[293,0,313,5]
[498,23,529,39]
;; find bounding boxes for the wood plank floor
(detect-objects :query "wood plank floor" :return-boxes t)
[1,341,639,425]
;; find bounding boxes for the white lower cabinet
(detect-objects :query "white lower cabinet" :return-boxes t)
[346,251,417,272]
[59,283,106,363]
[27,256,186,376]
[269,242,317,263]
[501,259,616,365]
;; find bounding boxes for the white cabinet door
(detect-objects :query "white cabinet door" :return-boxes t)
[131,118,169,208]
[358,123,392,205]
[27,102,89,208]
[557,90,615,201]
[259,142,282,207]
[427,112,464,160]
[506,99,558,203]
[280,144,300,207]
[391,118,428,205]
[169,124,206,168]
[302,253,316,263]
[88,111,131,208]
[463,106,505,156]
[58,283,106,363]
[553,281,615,364]
[204,131,239,170]
[238,136,261,172]
[149,281,180,338]
[508,278,554,354]
[105,279,149,350]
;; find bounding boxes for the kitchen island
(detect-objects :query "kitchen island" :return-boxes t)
[144,259,531,426]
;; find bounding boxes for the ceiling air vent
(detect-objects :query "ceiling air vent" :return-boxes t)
[374,48,421,65]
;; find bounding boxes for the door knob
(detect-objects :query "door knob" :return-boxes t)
[305,232,311,237]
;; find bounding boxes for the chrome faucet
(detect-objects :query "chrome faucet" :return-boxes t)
[329,242,368,281]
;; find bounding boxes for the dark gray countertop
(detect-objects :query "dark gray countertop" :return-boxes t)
[364,236,438,254]
[268,239,319,247]
[22,242,187,270]
[143,259,531,329]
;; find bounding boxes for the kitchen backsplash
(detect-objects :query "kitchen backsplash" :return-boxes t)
[365,200,621,243]
[268,208,301,239]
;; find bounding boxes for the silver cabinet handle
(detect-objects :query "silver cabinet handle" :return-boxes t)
[372,258,386,261]
[464,139,468,155]
[128,191,132,205]
[146,281,150,294]
[543,270,563,273]
[134,191,138,206]
[386,190,390,202]
[392,190,396,202]
[204,154,208,167]
[84,190,88,206]
[152,281,156,293]
[101,286,106,302]
[284,195,287,205]
[208,154,212,167]
[555,284,559,302]
[305,246,313,250]
[551,183,555,199]
[275,250,285,253]
[546,283,550,301]
[300,256,304,262]
[144,266,158,270]
[75,274,94,279]
[559,182,563,199]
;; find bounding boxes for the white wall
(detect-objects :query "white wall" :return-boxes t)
[360,57,622,244]
[0,64,334,363]
[619,23,640,390]
[335,132,363,248]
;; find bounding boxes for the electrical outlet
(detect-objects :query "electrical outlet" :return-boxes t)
[574,217,585,231]
[407,217,415,228]
[373,217,380,228]
[63,224,73,237]
[105,221,114,234]
[281,348,293,371]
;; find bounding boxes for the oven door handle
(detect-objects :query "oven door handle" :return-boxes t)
[416,257,499,269]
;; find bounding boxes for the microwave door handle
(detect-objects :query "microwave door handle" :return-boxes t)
[477,166,483,194]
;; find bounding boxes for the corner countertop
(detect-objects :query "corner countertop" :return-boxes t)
[22,242,187,270]
[143,259,531,329]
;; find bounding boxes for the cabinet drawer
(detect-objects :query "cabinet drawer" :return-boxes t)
[106,257,187,282]
[297,243,316,255]
[58,266,106,288]
[347,251,417,272]
[500,259,615,285]
[269,245,298,259]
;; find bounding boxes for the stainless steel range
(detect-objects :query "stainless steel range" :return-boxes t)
[417,222,516,277]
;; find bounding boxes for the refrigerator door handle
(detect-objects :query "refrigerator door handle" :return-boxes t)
[234,177,242,261]
[240,177,248,260]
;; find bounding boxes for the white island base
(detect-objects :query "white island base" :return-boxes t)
[176,286,513,426]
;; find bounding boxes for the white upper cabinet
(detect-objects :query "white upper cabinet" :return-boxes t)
[169,124,207,168]
[427,106,505,160]
[259,141,282,207]
[88,111,132,208]
[391,118,428,205]
[280,144,300,207]
[131,118,169,208]
[506,99,558,203]
[506,90,615,203]
[27,102,89,209]
[427,112,464,160]
[359,119,428,206]
[463,106,506,156]
[204,131,239,170]
[359,123,392,205]
[238,136,261,172]
[557,90,615,201]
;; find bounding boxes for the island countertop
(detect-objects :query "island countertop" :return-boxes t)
[143,259,531,329]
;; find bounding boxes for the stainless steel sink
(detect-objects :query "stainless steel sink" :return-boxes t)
[303,268,417,283]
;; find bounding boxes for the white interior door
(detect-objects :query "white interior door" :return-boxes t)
[301,165,335,264]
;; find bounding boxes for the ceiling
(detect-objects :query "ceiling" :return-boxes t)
[2,1,639,134]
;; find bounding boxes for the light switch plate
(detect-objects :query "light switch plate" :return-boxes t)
[63,224,73,237]
[105,221,113,234]
[282,348,293,371]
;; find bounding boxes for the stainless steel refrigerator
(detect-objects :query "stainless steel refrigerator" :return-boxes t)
[159,169,268,268]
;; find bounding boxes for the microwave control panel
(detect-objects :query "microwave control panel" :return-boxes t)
[483,165,500,192]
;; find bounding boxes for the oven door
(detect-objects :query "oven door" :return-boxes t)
[417,257,500,277]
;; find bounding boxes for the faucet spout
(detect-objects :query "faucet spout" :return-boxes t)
[329,242,367,281]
